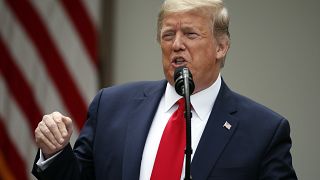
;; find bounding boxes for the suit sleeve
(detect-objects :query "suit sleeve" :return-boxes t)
[259,118,298,179]
[32,89,104,180]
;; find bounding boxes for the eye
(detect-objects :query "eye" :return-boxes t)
[161,31,175,41]
[185,32,199,39]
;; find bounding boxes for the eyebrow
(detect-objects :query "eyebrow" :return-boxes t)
[161,25,198,32]
[181,26,197,32]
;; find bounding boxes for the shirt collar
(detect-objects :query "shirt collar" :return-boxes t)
[164,74,222,121]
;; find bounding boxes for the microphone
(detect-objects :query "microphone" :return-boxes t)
[174,66,195,96]
[174,66,194,180]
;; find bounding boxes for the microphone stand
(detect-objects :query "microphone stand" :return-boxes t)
[183,70,193,180]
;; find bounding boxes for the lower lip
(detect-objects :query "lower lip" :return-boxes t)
[171,62,187,68]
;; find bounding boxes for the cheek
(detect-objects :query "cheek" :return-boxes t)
[192,47,216,68]
[161,47,171,62]
[161,46,175,83]
[161,44,173,67]
[190,46,217,77]
[202,44,218,66]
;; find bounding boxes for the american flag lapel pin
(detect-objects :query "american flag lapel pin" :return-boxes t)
[223,121,232,130]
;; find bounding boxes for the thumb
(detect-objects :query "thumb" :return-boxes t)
[62,116,73,135]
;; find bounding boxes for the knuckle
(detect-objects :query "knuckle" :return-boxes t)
[43,114,50,121]
[47,122,56,129]
[38,121,44,127]
[61,131,68,138]
[43,128,50,134]
[52,112,63,121]
[52,111,61,116]
[55,118,62,124]
[65,117,72,123]
[43,116,52,125]
[38,123,45,130]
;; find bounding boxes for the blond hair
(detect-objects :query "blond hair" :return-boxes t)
[157,0,230,67]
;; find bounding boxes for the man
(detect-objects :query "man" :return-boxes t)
[32,0,297,179]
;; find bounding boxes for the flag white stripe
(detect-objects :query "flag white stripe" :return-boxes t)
[0,0,97,179]
[0,0,80,152]
[80,0,101,29]
[31,0,98,105]
[0,2,68,116]
[0,76,36,180]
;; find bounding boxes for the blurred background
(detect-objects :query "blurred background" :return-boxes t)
[0,0,319,179]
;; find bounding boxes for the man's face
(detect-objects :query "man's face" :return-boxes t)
[160,11,228,93]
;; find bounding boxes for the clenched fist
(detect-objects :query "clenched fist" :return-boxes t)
[34,111,73,159]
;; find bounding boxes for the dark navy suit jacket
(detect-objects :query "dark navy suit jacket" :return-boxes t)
[32,79,297,180]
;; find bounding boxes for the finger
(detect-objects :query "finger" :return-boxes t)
[52,112,68,142]
[35,126,57,151]
[39,117,61,147]
[45,114,64,144]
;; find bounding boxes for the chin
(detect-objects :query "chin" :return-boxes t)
[163,70,173,84]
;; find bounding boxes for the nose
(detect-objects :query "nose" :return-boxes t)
[172,33,185,52]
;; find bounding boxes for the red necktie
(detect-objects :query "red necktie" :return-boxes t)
[151,98,186,180]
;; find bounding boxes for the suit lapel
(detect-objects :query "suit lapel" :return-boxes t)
[122,80,167,180]
[191,80,239,180]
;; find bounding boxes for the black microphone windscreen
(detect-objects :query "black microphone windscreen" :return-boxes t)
[174,66,195,96]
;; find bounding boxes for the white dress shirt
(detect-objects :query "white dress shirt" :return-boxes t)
[139,75,221,180]
[37,75,222,179]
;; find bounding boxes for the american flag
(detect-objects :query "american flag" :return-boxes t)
[0,0,101,179]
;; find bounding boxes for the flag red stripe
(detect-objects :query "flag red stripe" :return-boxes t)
[61,0,98,67]
[0,117,28,180]
[0,37,42,131]
[6,0,87,128]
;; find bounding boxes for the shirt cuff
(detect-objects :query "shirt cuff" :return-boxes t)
[36,150,62,171]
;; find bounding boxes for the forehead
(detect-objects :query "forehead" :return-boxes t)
[161,11,211,30]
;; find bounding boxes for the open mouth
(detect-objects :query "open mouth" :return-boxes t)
[172,57,187,67]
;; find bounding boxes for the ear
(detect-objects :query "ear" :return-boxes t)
[216,36,230,60]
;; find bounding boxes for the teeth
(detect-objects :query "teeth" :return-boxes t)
[176,60,185,64]
[174,57,185,64]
